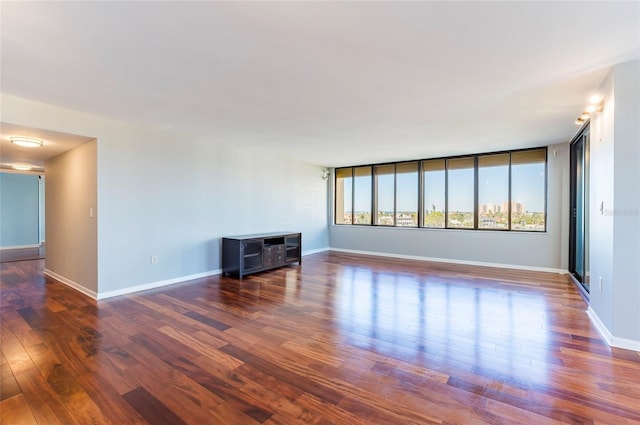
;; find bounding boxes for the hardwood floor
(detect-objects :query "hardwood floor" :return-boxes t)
[1,252,639,424]
[0,244,45,263]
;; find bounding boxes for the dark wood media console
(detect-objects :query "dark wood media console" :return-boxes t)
[222,232,301,278]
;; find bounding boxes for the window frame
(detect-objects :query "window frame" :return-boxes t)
[352,166,373,225]
[421,159,446,228]
[333,146,548,232]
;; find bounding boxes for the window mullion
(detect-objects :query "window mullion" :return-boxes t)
[444,161,449,228]
[508,154,512,230]
[418,161,424,227]
[474,156,479,229]
[393,164,397,226]
[350,168,355,225]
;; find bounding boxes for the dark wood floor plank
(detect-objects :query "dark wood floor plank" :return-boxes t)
[123,386,187,425]
[184,310,231,331]
[111,334,243,425]
[74,371,148,425]
[1,253,640,424]
[220,343,345,405]
[10,365,78,425]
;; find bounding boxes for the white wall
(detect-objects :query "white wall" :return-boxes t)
[588,72,614,329]
[1,93,329,298]
[611,61,640,344]
[45,140,98,295]
[330,142,569,272]
[588,60,640,349]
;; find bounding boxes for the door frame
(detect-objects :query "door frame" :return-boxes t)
[569,124,590,295]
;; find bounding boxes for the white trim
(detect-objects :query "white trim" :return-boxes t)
[329,247,567,274]
[95,248,328,299]
[0,244,40,250]
[97,269,222,300]
[44,269,98,299]
[588,306,614,345]
[587,307,640,351]
[303,247,330,256]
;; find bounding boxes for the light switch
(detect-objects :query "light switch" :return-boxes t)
[89,207,94,218]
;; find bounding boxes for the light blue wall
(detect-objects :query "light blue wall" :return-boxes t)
[97,132,330,294]
[590,60,640,347]
[611,60,640,343]
[39,176,45,242]
[0,94,330,298]
[0,172,40,248]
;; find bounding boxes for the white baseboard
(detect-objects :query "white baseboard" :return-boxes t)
[98,248,331,299]
[43,248,331,301]
[97,269,222,300]
[303,247,330,256]
[1,244,40,250]
[97,248,331,299]
[329,247,567,274]
[44,269,98,299]
[587,307,640,351]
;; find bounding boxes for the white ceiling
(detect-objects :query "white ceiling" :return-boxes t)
[0,123,94,172]
[1,1,638,167]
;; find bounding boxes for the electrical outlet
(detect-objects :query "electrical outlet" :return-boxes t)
[150,256,158,264]
[599,276,603,291]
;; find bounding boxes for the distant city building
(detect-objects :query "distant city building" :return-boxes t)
[480,217,497,226]
[480,203,501,214]
[501,201,524,214]
[396,214,416,226]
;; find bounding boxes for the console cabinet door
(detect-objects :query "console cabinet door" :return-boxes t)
[285,234,301,262]
[242,240,263,273]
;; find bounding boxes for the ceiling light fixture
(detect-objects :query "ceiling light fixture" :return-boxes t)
[11,164,33,171]
[574,94,605,125]
[10,137,44,148]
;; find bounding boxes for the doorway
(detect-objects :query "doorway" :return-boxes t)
[0,172,45,262]
[569,124,590,293]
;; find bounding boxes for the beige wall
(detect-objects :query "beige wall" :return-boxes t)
[45,139,98,296]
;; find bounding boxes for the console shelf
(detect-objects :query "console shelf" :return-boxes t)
[222,232,301,278]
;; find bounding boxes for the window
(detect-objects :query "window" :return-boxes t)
[374,164,395,225]
[511,149,546,231]
[334,147,547,232]
[446,157,475,228]
[396,162,418,227]
[353,166,372,225]
[422,159,445,228]
[335,168,352,224]
[478,153,510,229]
